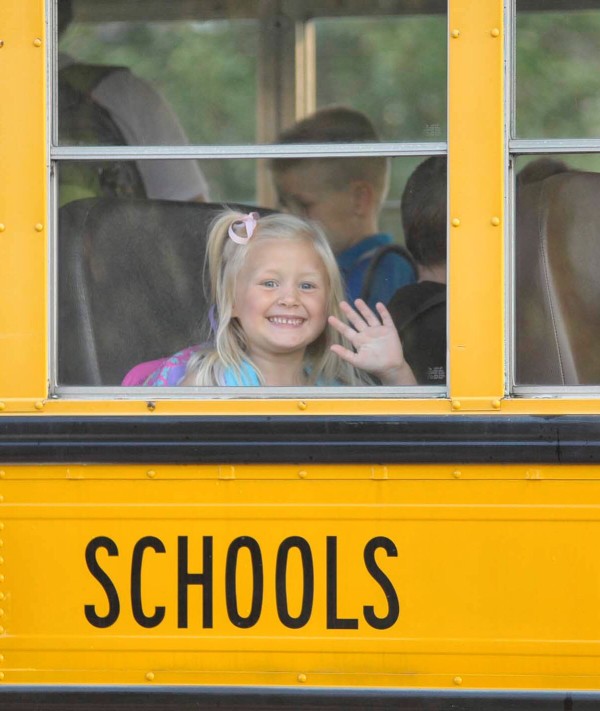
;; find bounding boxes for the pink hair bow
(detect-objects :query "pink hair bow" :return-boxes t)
[228,212,259,245]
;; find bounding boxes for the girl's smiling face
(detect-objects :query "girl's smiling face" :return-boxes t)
[232,237,329,363]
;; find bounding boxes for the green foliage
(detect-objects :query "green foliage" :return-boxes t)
[61,20,258,201]
[517,10,600,138]
[60,6,600,206]
[315,15,447,143]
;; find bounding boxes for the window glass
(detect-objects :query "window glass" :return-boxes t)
[58,9,259,146]
[315,14,447,142]
[514,154,600,386]
[516,6,600,139]
[56,157,446,390]
[54,1,448,394]
[57,1,447,147]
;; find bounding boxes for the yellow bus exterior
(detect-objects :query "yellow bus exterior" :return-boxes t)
[2,1,600,708]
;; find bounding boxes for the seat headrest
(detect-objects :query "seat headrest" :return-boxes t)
[516,170,600,385]
[58,198,271,386]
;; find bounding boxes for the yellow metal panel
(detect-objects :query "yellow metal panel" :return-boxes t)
[0,1,47,400]
[448,0,505,402]
[5,395,600,416]
[2,464,600,689]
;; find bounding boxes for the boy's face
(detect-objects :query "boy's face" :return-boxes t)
[274,162,356,254]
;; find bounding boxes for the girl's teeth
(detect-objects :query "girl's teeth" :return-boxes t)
[270,317,302,325]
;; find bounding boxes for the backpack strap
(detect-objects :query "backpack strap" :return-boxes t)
[360,243,417,304]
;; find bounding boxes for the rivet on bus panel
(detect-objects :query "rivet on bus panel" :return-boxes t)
[0,671,4,681]
[297,400,307,410]
[0,629,5,636]
[453,676,463,685]
[0,224,5,232]
[34,223,44,232]
[451,399,461,411]
[451,218,460,227]
[491,399,501,409]
[490,28,500,37]
[0,403,5,411]
[0,556,4,564]
[491,216,500,226]
[0,653,4,661]
[147,401,156,411]
[0,593,4,601]
[297,673,307,683]
[452,470,461,478]
[0,471,5,478]
[298,470,308,479]
[0,41,4,49]
[451,29,460,38]
[33,38,42,47]
[0,575,5,583]
[146,470,156,478]
[145,672,155,682]
[34,401,44,410]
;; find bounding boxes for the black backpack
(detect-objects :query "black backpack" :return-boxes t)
[387,279,447,384]
[58,63,146,204]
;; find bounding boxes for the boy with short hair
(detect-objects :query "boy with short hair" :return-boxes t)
[270,106,416,308]
[387,156,447,384]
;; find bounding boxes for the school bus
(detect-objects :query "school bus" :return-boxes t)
[2,0,600,708]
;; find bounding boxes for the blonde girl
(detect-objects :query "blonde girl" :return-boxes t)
[142,210,415,387]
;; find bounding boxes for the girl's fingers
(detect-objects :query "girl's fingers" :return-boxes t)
[338,301,368,332]
[330,343,359,365]
[328,314,358,343]
[375,301,394,326]
[353,298,381,328]
[339,299,382,332]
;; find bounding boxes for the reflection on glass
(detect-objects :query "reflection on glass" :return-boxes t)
[515,155,600,385]
[57,1,446,147]
[57,157,446,388]
[315,13,447,142]
[516,6,600,138]
[58,2,258,147]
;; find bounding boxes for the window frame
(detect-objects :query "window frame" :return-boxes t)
[48,0,449,401]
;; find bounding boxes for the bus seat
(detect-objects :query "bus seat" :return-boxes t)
[516,170,600,385]
[58,198,266,386]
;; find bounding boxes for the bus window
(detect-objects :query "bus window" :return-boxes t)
[514,154,600,387]
[513,2,600,389]
[52,0,448,395]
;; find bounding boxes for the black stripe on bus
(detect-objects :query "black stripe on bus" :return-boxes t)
[0,415,599,464]
[0,686,596,710]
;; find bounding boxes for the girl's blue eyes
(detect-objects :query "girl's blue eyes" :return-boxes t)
[260,280,316,290]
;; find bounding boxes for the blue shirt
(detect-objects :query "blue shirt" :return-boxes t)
[337,233,416,309]
[223,360,338,386]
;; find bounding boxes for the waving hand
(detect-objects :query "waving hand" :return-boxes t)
[328,299,416,386]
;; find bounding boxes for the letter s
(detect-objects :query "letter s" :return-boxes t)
[363,536,399,630]
[84,536,120,628]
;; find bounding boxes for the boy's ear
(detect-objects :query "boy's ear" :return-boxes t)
[350,180,376,216]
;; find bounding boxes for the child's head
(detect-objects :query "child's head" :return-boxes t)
[193,210,360,385]
[401,156,447,269]
[270,107,390,254]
